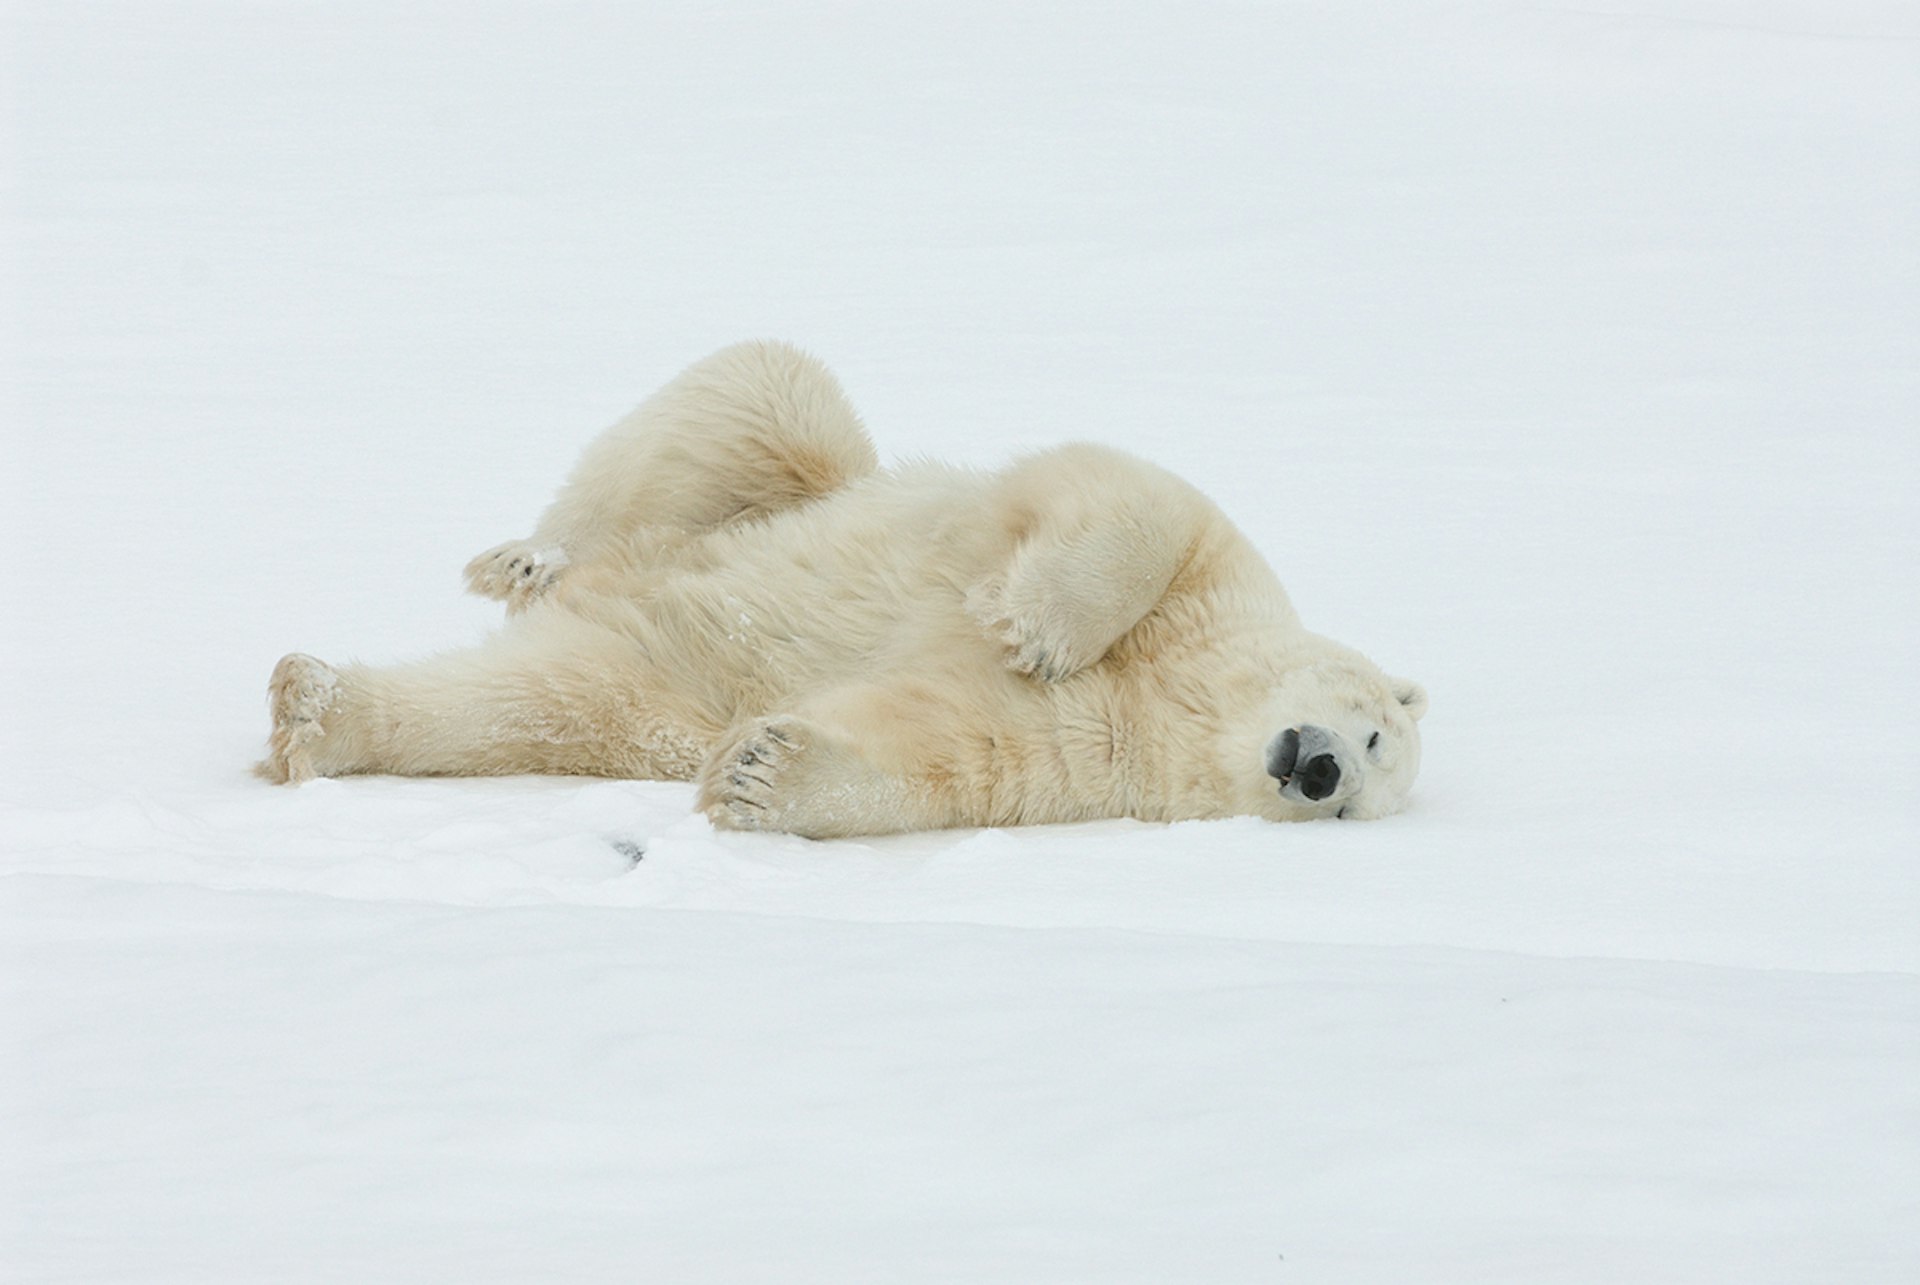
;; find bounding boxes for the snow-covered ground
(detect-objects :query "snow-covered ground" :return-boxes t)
[4,2,1916,1280]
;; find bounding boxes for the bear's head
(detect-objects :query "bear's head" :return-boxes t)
[1230,645,1428,822]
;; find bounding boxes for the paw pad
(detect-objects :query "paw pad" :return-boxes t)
[706,720,807,830]
[463,541,569,610]
[261,653,339,784]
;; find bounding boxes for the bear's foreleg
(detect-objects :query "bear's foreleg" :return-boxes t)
[697,669,1001,837]
[695,675,1111,838]
[968,514,1184,682]
[697,714,931,839]
[967,443,1287,683]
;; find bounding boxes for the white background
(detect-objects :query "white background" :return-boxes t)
[4,2,1916,1280]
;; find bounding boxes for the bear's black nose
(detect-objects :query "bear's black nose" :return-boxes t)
[1299,753,1341,801]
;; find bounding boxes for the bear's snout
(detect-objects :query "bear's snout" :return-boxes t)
[1266,724,1343,801]
[1266,728,1301,782]
[1298,752,1341,801]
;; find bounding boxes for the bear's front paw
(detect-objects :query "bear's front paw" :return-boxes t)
[463,541,568,612]
[258,653,339,784]
[967,580,1083,683]
[698,716,886,838]
[701,717,813,832]
[997,623,1076,683]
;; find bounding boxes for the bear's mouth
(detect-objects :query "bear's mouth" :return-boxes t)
[1266,725,1344,802]
[1266,728,1301,784]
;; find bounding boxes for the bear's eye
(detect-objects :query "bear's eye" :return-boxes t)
[1366,731,1381,753]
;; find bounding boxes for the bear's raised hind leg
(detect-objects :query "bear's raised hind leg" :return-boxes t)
[466,340,876,605]
[462,541,570,613]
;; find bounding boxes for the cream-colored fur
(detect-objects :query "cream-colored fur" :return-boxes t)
[261,340,1427,837]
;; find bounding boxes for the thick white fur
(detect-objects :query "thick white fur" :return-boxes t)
[261,340,1426,837]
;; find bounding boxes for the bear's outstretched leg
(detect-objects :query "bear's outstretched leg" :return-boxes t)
[259,653,340,784]
[466,340,878,612]
[257,616,713,784]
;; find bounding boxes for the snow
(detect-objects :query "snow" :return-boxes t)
[4,1,1917,1279]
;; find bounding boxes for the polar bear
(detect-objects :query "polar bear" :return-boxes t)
[260,341,1427,837]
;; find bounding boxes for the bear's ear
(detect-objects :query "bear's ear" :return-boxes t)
[1391,677,1428,722]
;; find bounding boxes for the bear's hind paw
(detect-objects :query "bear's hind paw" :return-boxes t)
[463,540,568,612]
[258,653,339,784]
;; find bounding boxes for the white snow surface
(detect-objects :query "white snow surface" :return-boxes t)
[4,2,1917,1280]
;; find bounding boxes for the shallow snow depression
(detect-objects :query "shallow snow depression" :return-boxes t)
[4,2,1917,1281]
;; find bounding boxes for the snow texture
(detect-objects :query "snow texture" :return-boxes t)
[3,1,1917,1280]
